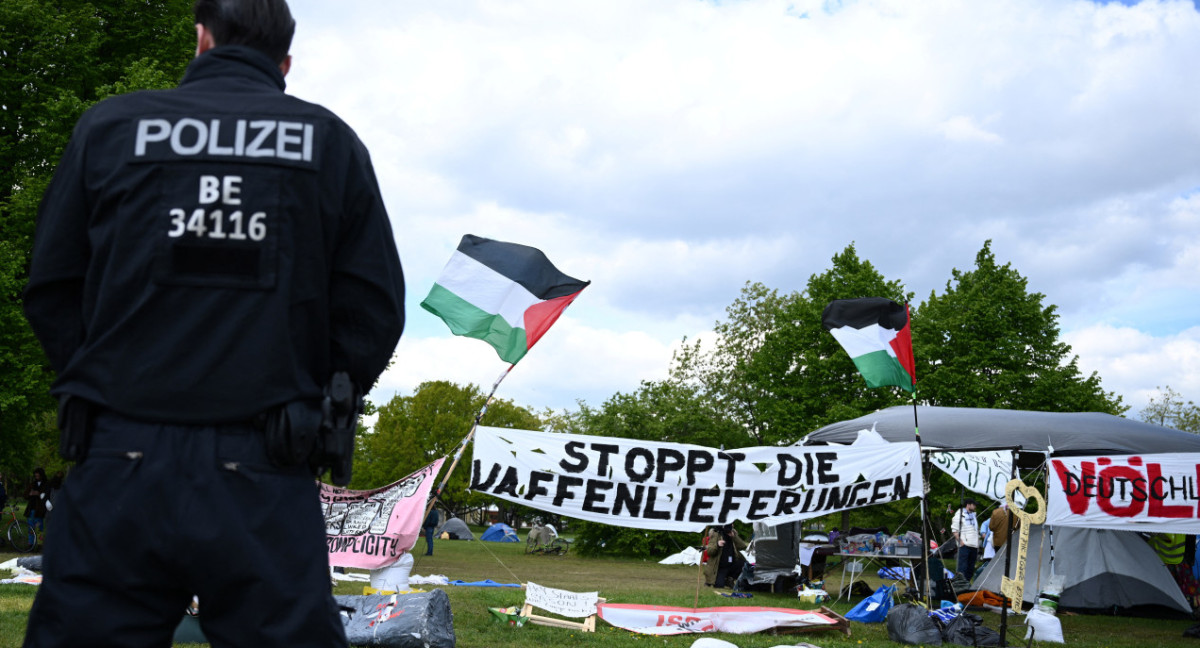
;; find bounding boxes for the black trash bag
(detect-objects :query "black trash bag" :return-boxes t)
[335,590,455,648]
[1184,622,1200,639]
[16,555,43,572]
[942,612,1000,647]
[886,603,943,646]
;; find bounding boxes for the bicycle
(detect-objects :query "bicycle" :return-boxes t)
[4,504,42,553]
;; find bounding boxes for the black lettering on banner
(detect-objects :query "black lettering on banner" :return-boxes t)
[850,482,871,507]
[773,490,803,517]
[777,454,802,488]
[816,452,839,484]
[626,448,654,483]
[748,490,777,519]
[559,441,589,473]
[689,488,717,524]
[1132,477,1148,502]
[823,485,851,511]
[554,475,584,507]
[1062,470,1082,496]
[870,478,892,504]
[494,467,522,497]
[656,448,686,484]
[593,443,620,478]
[613,483,645,517]
[470,461,499,490]
[526,471,554,501]
[686,451,714,486]
[673,488,692,521]
[1150,476,1168,500]
[719,489,751,522]
[893,474,911,500]
[582,480,613,515]
[1083,473,1097,497]
[719,452,745,488]
[642,486,671,520]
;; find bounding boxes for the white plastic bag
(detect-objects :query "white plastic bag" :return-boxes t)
[1024,608,1064,643]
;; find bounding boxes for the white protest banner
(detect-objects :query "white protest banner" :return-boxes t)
[470,427,921,532]
[525,582,600,618]
[930,450,1015,502]
[321,458,445,569]
[1047,453,1200,533]
[596,603,841,635]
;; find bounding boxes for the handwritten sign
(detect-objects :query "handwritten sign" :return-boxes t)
[525,582,600,618]
[930,451,1013,502]
[999,479,1046,606]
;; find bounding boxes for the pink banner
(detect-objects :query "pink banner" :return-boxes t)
[597,603,840,635]
[321,458,445,569]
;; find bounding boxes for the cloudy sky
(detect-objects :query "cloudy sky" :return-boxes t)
[285,0,1200,423]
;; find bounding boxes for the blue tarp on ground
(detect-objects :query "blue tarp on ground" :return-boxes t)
[481,523,520,543]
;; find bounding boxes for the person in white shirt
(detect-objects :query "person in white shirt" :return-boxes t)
[951,498,981,581]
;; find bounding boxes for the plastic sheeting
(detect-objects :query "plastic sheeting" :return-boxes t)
[335,591,455,648]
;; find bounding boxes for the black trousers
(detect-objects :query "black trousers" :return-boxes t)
[715,556,746,588]
[24,412,347,648]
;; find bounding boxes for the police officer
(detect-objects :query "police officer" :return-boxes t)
[22,1,404,646]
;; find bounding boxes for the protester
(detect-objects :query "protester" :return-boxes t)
[978,514,994,570]
[423,506,440,556]
[25,467,49,532]
[950,498,981,581]
[21,0,405,644]
[705,524,749,588]
[989,501,1019,550]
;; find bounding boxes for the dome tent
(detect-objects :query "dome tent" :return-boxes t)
[481,523,520,542]
[436,517,474,540]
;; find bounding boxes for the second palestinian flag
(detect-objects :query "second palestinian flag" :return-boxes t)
[822,297,916,392]
[421,234,589,364]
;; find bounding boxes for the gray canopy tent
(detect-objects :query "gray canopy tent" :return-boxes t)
[802,405,1200,616]
[802,405,1200,459]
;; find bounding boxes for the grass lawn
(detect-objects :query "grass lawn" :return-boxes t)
[2,537,1198,647]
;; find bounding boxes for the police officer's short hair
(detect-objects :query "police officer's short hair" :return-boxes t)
[193,0,295,65]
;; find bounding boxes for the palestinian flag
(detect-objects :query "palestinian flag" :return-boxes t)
[822,298,916,392]
[421,234,589,364]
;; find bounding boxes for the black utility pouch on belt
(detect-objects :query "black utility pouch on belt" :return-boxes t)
[264,372,361,486]
[264,400,323,468]
[58,395,95,463]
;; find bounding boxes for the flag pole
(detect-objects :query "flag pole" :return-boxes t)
[902,301,933,608]
[913,395,935,608]
[424,364,516,520]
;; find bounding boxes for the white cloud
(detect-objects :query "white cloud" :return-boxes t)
[1064,324,1200,417]
[287,0,1200,415]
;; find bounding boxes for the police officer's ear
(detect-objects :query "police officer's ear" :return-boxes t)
[279,55,292,78]
[195,23,217,58]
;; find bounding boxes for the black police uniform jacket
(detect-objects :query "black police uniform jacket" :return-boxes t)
[24,46,405,423]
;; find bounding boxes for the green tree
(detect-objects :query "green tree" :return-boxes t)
[673,244,913,445]
[0,0,193,476]
[355,381,543,518]
[916,242,1126,414]
[1141,386,1200,433]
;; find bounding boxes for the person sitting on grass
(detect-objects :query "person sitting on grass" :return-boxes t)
[705,524,748,588]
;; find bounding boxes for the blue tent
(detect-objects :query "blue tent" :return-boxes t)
[480,523,519,543]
